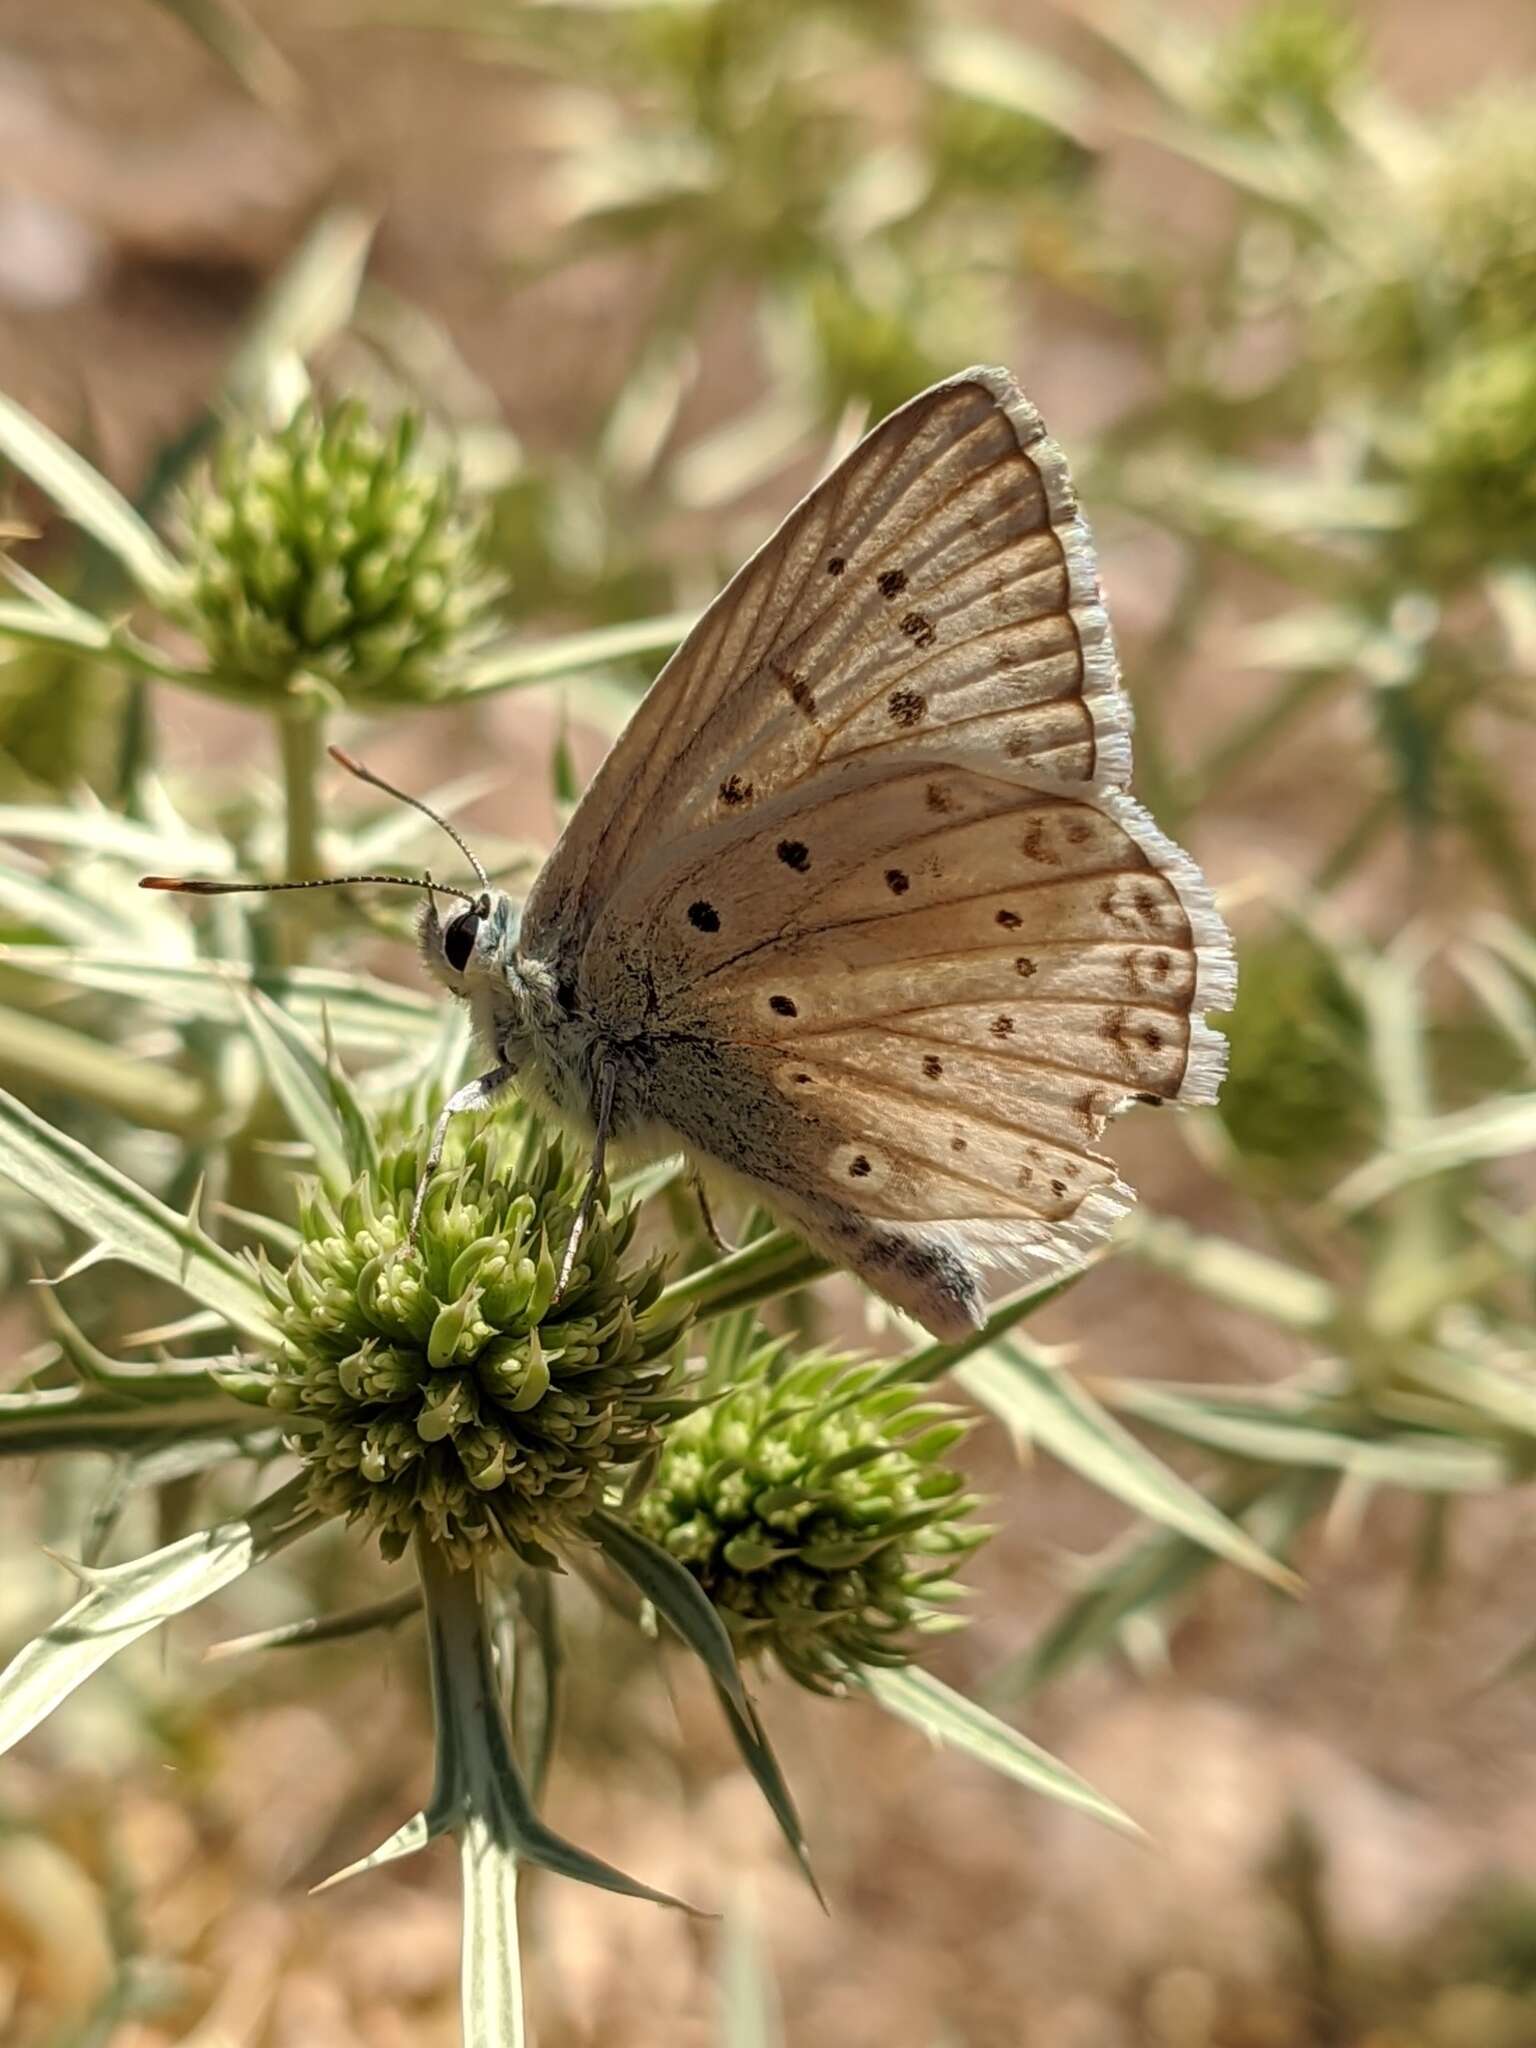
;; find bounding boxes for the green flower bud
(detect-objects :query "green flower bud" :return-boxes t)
[634,1347,987,1692]
[261,1118,691,1568]
[172,400,503,703]
[1218,924,1372,1186]
[1401,340,1536,575]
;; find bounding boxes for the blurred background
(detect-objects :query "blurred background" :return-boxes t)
[3,0,1536,2043]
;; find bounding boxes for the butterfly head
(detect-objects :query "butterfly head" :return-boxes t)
[418,885,520,995]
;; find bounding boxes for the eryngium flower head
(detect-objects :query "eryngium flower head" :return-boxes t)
[173,402,501,701]
[1218,924,1372,1186]
[1404,339,1536,575]
[260,1120,690,1567]
[634,1348,985,1691]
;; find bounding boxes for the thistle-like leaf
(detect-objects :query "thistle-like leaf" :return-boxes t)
[0,1475,319,1758]
[956,1338,1302,1592]
[0,1086,276,1342]
[589,1507,750,1716]
[860,1664,1141,1838]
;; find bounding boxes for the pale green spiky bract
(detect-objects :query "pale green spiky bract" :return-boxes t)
[260,1118,691,1568]
[636,1343,987,1692]
[171,400,503,701]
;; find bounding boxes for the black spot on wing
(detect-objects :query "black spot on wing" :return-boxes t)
[718,774,753,807]
[769,994,798,1017]
[848,1154,872,1178]
[826,555,846,576]
[773,660,817,720]
[899,610,936,650]
[687,901,720,933]
[887,688,927,728]
[885,868,910,896]
[776,839,810,872]
[877,567,909,598]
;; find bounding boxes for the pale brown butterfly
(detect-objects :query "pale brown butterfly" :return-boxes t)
[145,367,1235,1339]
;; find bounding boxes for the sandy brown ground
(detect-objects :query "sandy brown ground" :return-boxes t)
[3,3,1536,2045]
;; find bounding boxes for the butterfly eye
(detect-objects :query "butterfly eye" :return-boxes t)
[443,909,480,973]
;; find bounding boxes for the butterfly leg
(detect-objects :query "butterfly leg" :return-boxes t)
[690,1172,735,1255]
[404,1054,518,1252]
[556,1056,617,1297]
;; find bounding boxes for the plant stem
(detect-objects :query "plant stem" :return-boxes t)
[278,700,326,884]
[416,1533,529,2045]
[1312,788,1392,892]
[0,1390,273,1458]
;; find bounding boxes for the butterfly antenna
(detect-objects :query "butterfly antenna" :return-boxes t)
[328,745,491,891]
[139,872,482,906]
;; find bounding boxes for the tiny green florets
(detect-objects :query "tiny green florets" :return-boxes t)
[172,401,502,701]
[259,1119,691,1567]
[634,1347,986,1692]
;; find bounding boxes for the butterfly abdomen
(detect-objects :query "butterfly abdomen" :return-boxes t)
[824,1217,984,1337]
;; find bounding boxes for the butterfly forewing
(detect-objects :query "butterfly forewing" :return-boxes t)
[522,367,1129,989]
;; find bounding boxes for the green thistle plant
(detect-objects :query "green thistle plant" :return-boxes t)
[636,1345,986,1691]
[1218,923,1373,1187]
[1207,0,1364,138]
[1403,340,1536,574]
[1416,94,1536,346]
[172,401,501,702]
[262,1118,690,1568]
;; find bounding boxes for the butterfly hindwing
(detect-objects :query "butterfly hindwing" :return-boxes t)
[508,367,1234,1336]
[576,755,1232,1336]
[522,367,1130,992]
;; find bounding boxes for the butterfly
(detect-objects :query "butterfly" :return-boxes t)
[145,367,1234,1339]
